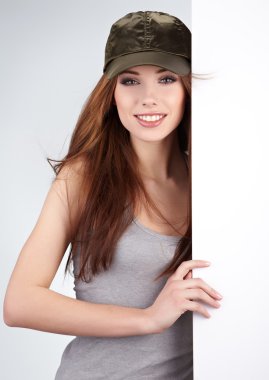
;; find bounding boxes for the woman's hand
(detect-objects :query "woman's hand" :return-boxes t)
[145,260,223,334]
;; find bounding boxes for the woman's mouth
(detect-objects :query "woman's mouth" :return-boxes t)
[134,113,167,128]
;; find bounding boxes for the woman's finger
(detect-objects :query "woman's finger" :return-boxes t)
[183,289,221,308]
[183,300,211,318]
[174,278,222,300]
[174,260,210,280]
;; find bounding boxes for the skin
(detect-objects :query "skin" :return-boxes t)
[114,64,189,233]
[114,64,187,182]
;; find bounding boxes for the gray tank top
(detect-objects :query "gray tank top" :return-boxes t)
[54,217,193,380]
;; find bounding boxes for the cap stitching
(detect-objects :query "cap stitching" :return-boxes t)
[144,11,151,49]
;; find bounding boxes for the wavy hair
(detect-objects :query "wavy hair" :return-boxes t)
[48,71,194,283]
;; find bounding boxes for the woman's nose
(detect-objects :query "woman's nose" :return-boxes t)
[141,90,158,106]
[142,98,157,106]
[142,95,157,106]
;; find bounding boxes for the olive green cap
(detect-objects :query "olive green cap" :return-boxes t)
[103,11,191,79]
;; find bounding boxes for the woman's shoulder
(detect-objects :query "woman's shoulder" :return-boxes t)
[56,156,87,181]
[52,156,89,223]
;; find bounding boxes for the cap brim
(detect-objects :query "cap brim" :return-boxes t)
[104,51,191,79]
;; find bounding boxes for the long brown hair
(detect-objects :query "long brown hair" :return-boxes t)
[48,71,192,283]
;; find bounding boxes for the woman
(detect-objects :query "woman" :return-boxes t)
[3,11,222,380]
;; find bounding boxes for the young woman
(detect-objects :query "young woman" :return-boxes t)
[3,11,222,380]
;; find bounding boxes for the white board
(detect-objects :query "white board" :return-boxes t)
[192,0,269,378]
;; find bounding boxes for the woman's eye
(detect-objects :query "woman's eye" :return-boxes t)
[160,76,177,84]
[119,76,177,85]
[120,78,138,86]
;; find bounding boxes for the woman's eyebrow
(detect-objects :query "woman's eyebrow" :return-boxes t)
[119,70,139,75]
[119,68,171,75]
[156,68,171,73]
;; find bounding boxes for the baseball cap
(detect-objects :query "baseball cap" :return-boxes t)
[103,11,191,79]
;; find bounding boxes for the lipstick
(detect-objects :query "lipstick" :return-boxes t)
[134,113,167,128]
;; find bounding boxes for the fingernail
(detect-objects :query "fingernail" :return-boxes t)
[215,293,223,299]
[204,261,211,265]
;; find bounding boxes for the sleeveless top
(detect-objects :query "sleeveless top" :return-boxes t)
[54,152,193,380]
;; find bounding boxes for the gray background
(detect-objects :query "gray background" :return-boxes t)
[0,1,191,379]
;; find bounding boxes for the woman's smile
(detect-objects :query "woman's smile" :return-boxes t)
[134,113,167,128]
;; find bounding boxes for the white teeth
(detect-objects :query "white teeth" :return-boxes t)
[136,114,164,122]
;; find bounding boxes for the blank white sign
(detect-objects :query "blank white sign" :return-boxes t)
[192,0,269,379]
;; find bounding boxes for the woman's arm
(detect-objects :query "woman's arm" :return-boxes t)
[3,160,156,337]
[3,287,153,337]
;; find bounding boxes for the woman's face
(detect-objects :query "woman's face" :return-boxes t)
[113,65,186,142]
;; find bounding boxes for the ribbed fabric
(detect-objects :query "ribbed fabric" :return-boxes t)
[54,217,193,380]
